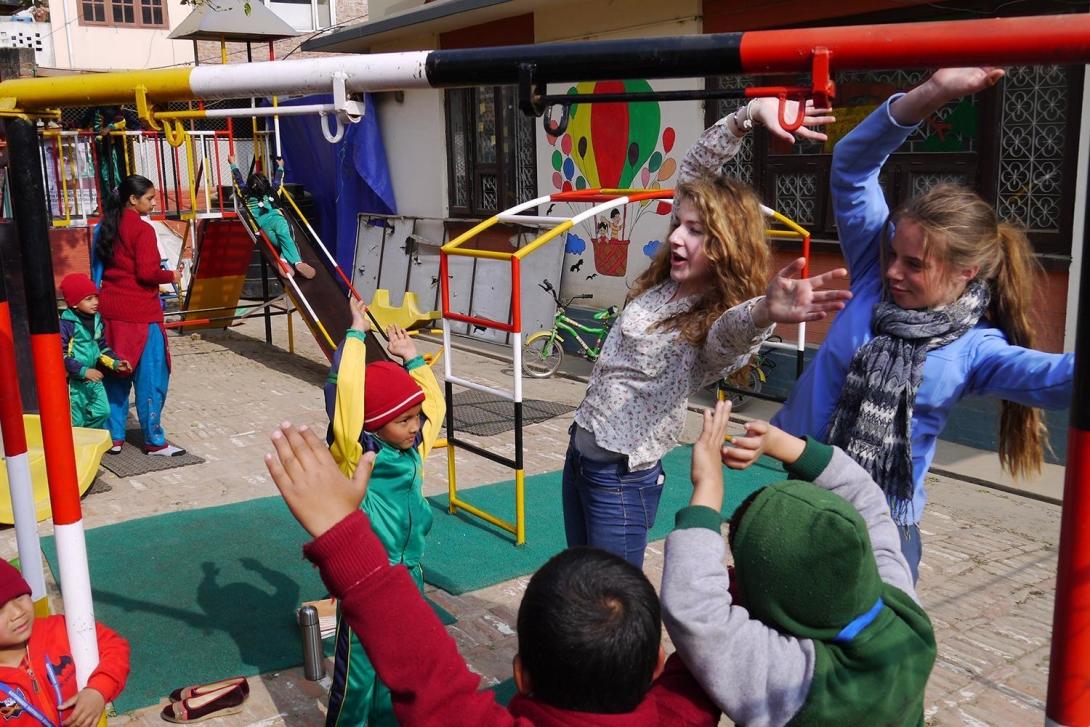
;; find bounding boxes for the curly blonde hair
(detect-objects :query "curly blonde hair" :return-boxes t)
[628,176,770,345]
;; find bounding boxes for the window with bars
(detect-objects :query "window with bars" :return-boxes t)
[446,86,537,218]
[708,64,1083,258]
[79,0,166,27]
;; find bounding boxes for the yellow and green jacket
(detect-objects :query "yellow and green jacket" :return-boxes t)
[60,308,122,380]
[325,329,444,569]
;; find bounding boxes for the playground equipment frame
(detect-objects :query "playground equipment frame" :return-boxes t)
[0,12,1088,723]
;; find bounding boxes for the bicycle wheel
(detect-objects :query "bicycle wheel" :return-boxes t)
[523,331,565,378]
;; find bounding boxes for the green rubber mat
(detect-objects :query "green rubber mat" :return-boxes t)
[41,499,453,714]
[421,446,787,594]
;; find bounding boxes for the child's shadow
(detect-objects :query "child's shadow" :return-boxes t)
[93,557,300,673]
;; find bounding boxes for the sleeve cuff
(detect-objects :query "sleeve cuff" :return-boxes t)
[674,505,723,532]
[86,673,120,703]
[345,329,367,341]
[303,510,389,598]
[882,94,919,130]
[404,356,426,371]
[79,366,88,378]
[785,437,833,482]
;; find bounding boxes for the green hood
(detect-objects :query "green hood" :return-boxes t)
[732,477,935,726]
[733,480,882,641]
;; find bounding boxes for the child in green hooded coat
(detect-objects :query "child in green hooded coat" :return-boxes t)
[661,401,936,726]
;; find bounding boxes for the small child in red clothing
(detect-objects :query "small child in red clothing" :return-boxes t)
[0,561,130,727]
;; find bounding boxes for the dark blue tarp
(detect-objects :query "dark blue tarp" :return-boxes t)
[267,93,396,270]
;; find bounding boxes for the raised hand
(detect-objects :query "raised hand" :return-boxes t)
[265,422,376,539]
[752,258,852,327]
[349,297,370,332]
[750,97,836,145]
[892,67,1005,126]
[386,325,418,361]
[690,400,733,512]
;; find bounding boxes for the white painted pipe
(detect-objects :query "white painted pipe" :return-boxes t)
[54,521,100,688]
[188,52,432,100]
[3,453,47,603]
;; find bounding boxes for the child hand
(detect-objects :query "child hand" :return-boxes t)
[690,400,732,511]
[228,154,236,165]
[85,368,104,382]
[60,687,105,727]
[386,325,417,361]
[722,419,770,470]
[926,67,1005,103]
[752,258,852,327]
[116,360,132,375]
[349,298,370,332]
[750,97,836,144]
[265,422,376,539]
[276,156,285,166]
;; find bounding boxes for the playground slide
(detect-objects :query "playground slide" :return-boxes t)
[184,212,386,364]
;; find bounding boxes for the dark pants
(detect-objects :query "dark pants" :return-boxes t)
[561,433,665,569]
[899,523,923,584]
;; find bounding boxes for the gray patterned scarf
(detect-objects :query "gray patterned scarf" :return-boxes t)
[827,279,991,520]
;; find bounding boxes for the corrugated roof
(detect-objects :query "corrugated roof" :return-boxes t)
[168,1,299,42]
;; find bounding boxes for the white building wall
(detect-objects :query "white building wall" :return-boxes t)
[46,0,194,70]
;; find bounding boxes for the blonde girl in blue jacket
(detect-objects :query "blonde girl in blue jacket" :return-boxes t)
[764,68,1074,581]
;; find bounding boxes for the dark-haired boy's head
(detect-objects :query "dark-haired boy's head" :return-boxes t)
[247,171,272,199]
[515,547,663,714]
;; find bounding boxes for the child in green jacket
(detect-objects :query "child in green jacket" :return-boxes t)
[59,274,131,429]
[321,297,444,727]
[661,401,936,726]
[228,155,315,279]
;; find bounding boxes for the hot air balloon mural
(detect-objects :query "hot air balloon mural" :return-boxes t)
[548,79,678,277]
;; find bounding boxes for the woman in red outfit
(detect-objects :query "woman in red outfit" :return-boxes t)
[95,175,186,456]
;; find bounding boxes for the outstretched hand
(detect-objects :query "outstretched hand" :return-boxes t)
[752,258,851,327]
[750,98,836,144]
[386,324,418,361]
[265,422,376,539]
[690,400,733,511]
[891,67,1005,126]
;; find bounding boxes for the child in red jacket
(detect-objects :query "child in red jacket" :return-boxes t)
[0,561,130,727]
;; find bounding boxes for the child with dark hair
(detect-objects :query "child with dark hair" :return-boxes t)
[228,155,315,279]
[0,560,130,727]
[59,273,131,429]
[660,401,936,726]
[264,422,721,726]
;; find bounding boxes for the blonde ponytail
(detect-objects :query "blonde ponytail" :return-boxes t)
[898,185,1050,478]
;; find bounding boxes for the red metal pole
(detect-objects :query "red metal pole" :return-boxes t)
[1046,130,1090,727]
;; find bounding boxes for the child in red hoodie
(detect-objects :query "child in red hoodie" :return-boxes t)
[0,561,130,727]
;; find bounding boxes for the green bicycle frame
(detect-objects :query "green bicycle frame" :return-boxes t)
[545,312,611,359]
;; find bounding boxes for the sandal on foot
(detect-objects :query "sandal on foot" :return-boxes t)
[169,676,249,702]
[160,684,246,723]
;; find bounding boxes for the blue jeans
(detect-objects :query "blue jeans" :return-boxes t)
[899,524,922,585]
[562,436,665,569]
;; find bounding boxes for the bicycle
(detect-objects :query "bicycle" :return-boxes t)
[522,279,618,378]
[714,336,780,412]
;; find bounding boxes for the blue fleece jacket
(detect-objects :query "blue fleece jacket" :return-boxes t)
[771,95,1073,525]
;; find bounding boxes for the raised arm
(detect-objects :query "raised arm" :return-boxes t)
[272,157,285,192]
[677,98,834,190]
[266,425,519,727]
[661,403,815,724]
[833,68,1006,280]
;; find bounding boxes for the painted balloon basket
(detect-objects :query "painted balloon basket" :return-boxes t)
[592,236,630,276]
